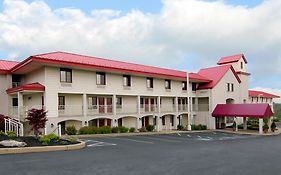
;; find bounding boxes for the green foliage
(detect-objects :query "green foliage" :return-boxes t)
[99,126,112,134]
[65,126,77,135]
[177,125,184,130]
[138,127,147,132]
[271,122,277,132]
[7,131,17,137]
[129,127,136,133]
[78,126,112,135]
[263,123,269,130]
[111,127,119,133]
[191,124,207,130]
[146,125,155,132]
[39,133,61,144]
[119,126,129,133]
[26,108,48,137]
[66,136,78,143]
[0,130,6,136]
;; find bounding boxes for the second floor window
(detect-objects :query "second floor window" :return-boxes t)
[192,83,197,91]
[123,75,131,87]
[227,83,234,92]
[58,96,65,110]
[182,81,187,91]
[116,97,122,108]
[165,79,171,89]
[147,77,153,88]
[88,96,97,109]
[96,72,106,85]
[60,68,72,83]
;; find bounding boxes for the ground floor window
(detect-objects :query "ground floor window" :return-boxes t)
[226,117,234,124]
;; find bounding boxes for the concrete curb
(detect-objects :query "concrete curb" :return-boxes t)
[0,141,85,155]
[215,128,281,136]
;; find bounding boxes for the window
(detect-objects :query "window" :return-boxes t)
[251,97,254,102]
[192,83,197,91]
[96,72,106,85]
[58,96,65,110]
[241,62,243,69]
[146,77,153,88]
[165,79,171,89]
[162,116,165,125]
[231,83,234,92]
[116,97,122,108]
[227,83,230,92]
[182,81,187,91]
[170,116,174,126]
[123,75,131,87]
[88,96,97,109]
[60,68,72,83]
[12,98,18,107]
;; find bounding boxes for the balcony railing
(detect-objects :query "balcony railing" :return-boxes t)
[87,105,113,115]
[161,105,176,113]
[192,104,209,112]
[140,104,158,113]
[116,104,138,114]
[12,82,21,88]
[9,106,45,121]
[178,104,188,112]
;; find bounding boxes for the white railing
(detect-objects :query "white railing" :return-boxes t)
[9,106,45,121]
[178,104,188,112]
[4,118,24,136]
[87,105,114,115]
[12,82,21,88]
[192,104,209,112]
[58,105,83,116]
[160,105,176,113]
[140,104,158,113]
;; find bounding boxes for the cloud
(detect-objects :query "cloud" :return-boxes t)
[0,0,281,90]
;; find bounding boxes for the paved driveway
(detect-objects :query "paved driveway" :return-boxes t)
[0,131,279,175]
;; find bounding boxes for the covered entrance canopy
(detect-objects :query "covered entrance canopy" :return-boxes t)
[212,104,273,118]
[212,104,274,134]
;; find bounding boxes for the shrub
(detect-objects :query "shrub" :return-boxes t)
[129,127,136,133]
[119,126,129,133]
[273,118,280,122]
[39,133,61,144]
[191,124,207,130]
[177,125,184,130]
[138,127,147,132]
[263,123,269,131]
[65,126,77,135]
[0,130,6,136]
[146,125,155,132]
[26,108,48,138]
[7,131,17,137]
[111,127,119,133]
[98,126,112,134]
[79,127,92,135]
[271,121,277,132]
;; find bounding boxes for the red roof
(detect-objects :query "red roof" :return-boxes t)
[6,83,45,94]
[10,51,211,82]
[189,73,211,82]
[217,54,247,65]
[249,90,280,98]
[0,60,19,74]
[212,104,273,118]
[197,65,241,89]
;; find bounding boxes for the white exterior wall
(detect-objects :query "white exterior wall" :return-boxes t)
[0,74,9,115]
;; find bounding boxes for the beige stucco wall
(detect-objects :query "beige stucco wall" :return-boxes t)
[0,74,9,115]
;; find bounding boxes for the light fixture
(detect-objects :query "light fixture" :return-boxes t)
[51,123,54,127]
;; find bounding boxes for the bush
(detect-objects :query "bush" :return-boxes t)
[177,125,184,130]
[146,125,155,132]
[79,127,92,135]
[191,124,207,130]
[119,126,129,133]
[111,127,119,133]
[99,126,112,134]
[129,127,136,133]
[26,108,48,137]
[0,130,6,136]
[271,122,277,132]
[7,131,17,137]
[39,133,61,144]
[263,123,269,130]
[65,126,77,135]
[138,127,147,132]
[273,118,280,122]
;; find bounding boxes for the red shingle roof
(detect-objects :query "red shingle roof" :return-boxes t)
[0,60,19,73]
[10,51,211,82]
[212,104,273,118]
[197,65,241,89]
[6,83,45,94]
[249,90,280,98]
[217,54,247,65]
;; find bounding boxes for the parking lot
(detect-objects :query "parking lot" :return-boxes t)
[1,131,280,175]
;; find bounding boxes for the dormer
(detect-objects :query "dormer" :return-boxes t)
[217,54,248,73]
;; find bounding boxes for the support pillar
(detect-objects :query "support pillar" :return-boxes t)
[243,117,247,130]
[83,93,87,117]
[137,96,141,115]
[113,94,117,115]
[234,117,238,132]
[17,92,23,120]
[259,118,263,134]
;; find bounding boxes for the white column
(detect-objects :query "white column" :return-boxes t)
[243,117,247,130]
[157,96,161,114]
[268,117,272,132]
[17,92,23,120]
[157,96,161,131]
[188,97,193,131]
[175,97,179,113]
[174,115,179,129]
[137,95,141,115]
[113,94,117,115]
[234,117,238,131]
[259,118,263,134]
[195,97,199,112]
[83,93,87,117]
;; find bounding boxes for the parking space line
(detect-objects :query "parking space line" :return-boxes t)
[112,137,154,144]
[139,136,183,143]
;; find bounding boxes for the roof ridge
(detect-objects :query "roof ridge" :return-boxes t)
[199,64,231,71]
[0,59,20,63]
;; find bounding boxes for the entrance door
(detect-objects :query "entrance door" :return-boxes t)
[99,119,105,127]
[215,117,225,129]
[150,99,154,112]
[106,98,112,113]
[107,119,111,127]
[98,97,105,113]
[145,98,149,112]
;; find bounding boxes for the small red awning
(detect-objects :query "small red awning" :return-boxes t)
[212,104,273,118]
[6,82,45,94]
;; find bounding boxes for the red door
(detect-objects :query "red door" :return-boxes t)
[145,98,149,112]
[145,116,149,127]
[107,119,112,127]
[106,98,112,113]
[99,97,105,113]
[99,119,105,127]
[150,99,154,112]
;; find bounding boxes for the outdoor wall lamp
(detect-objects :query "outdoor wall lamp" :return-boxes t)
[51,123,54,127]
[139,118,142,121]
[114,119,117,122]
[85,121,87,125]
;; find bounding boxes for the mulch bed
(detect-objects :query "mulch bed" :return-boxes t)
[0,136,79,148]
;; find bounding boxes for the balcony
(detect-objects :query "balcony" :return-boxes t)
[178,104,188,112]
[161,104,176,113]
[58,105,83,116]
[9,106,45,121]
[87,105,113,116]
[12,82,21,88]
[140,104,158,114]
[116,104,138,115]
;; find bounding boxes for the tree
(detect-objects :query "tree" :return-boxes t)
[26,109,48,137]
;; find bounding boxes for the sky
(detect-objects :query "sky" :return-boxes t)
[0,0,280,100]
